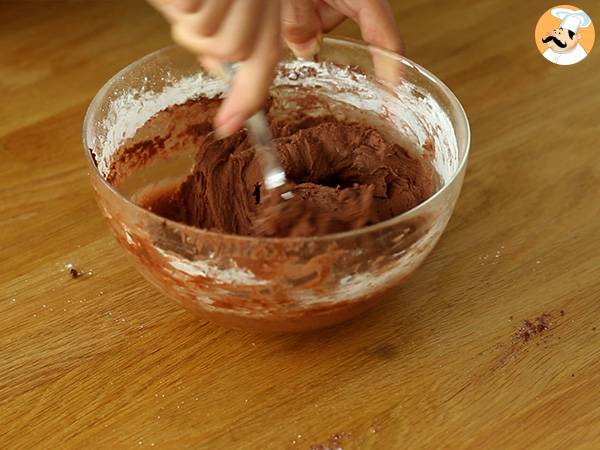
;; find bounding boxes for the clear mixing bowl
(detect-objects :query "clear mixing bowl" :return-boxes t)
[83,37,470,332]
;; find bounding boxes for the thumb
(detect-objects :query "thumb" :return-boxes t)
[281,0,322,59]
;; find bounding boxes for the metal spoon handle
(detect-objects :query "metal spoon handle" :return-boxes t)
[221,63,287,190]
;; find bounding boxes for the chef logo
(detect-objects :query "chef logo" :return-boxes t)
[535,5,595,65]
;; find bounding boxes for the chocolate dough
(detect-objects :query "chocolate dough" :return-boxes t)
[135,102,437,238]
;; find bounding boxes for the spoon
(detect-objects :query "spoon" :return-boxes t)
[221,63,293,200]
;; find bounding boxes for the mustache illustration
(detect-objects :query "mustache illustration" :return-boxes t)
[542,35,567,48]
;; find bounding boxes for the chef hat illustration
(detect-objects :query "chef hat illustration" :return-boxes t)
[551,8,592,33]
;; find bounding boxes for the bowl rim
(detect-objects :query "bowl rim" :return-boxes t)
[83,36,471,243]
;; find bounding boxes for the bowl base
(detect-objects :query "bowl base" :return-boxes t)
[183,293,386,333]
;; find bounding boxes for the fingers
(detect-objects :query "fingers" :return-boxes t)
[147,0,228,29]
[171,0,262,61]
[146,0,182,22]
[165,0,203,13]
[354,0,403,53]
[281,0,323,59]
[353,0,404,83]
[148,0,280,136]
[185,0,232,36]
[215,1,281,136]
[282,0,403,83]
[314,2,346,32]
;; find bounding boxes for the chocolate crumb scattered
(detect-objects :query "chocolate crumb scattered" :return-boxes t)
[514,313,552,343]
[310,432,351,450]
[66,264,82,279]
[571,373,575,377]
[560,310,565,316]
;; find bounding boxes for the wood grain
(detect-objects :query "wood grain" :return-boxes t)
[1,1,599,448]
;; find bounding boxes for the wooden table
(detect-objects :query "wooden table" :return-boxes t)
[1,1,599,448]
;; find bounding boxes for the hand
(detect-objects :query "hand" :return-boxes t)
[147,0,281,136]
[282,0,403,81]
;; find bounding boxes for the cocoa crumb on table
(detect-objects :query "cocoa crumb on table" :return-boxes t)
[514,313,552,343]
[65,264,82,279]
[309,432,351,450]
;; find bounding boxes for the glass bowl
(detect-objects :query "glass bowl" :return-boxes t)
[83,37,470,333]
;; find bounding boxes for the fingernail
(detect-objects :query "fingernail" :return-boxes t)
[373,53,403,85]
[287,36,321,60]
[198,57,226,79]
[215,113,244,139]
